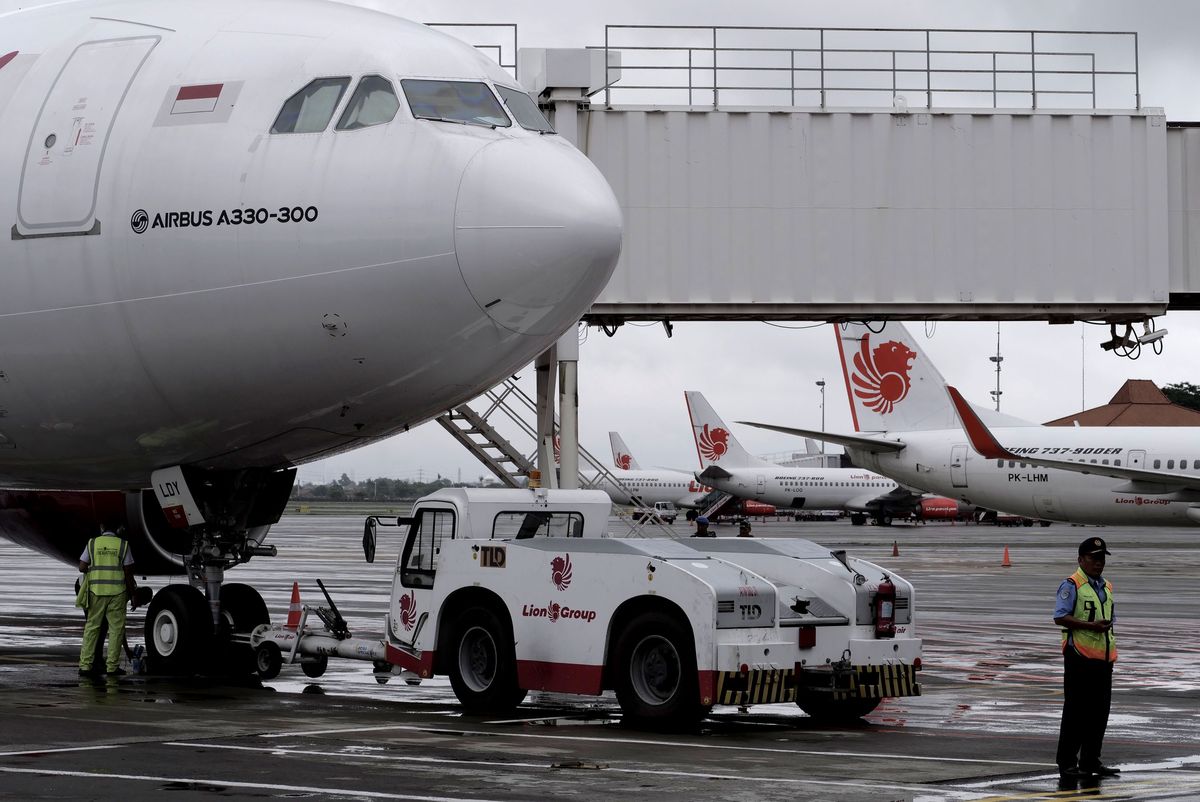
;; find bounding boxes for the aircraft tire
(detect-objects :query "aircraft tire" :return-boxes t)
[613,611,707,729]
[219,583,270,676]
[145,585,213,675]
[447,606,526,714]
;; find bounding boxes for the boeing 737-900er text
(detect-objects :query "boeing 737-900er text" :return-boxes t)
[743,322,1200,528]
[684,391,921,525]
[0,0,621,673]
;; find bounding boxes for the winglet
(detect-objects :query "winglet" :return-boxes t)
[946,386,1018,460]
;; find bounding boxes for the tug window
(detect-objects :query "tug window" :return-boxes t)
[493,511,583,540]
[336,75,400,130]
[496,85,554,132]
[402,79,510,128]
[399,508,454,588]
[272,77,351,134]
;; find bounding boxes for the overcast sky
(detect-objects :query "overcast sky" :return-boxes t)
[303,1,1200,485]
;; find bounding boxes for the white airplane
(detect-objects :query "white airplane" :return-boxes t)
[0,0,621,672]
[684,391,919,525]
[583,431,708,509]
[744,322,1200,527]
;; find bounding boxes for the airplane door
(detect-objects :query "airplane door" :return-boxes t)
[390,506,455,649]
[1128,450,1146,469]
[16,35,159,238]
[950,445,968,488]
[756,474,766,496]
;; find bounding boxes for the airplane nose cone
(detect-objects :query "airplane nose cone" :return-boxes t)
[455,138,622,336]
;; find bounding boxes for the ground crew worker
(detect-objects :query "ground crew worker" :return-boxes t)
[1053,536,1120,779]
[78,526,138,677]
[692,515,712,537]
[737,519,753,537]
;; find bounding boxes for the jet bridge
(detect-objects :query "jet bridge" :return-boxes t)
[530,26,1173,325]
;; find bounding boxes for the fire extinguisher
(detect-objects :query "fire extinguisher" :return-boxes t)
[874,575,896,639]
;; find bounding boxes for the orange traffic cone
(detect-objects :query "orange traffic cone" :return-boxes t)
[1001,546,1012,568]
[891,540,900,557]
[285,581,302,629]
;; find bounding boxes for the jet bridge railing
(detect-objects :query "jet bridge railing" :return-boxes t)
[601,25,1139,111]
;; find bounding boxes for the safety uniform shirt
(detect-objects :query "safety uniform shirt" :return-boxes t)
[85,535,129,597]
[1060,567,1116,662]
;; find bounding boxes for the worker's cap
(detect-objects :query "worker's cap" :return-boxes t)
[1078,537,1111,557]
[696,516,709,524]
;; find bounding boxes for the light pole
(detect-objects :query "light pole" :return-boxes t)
[989,323,1003,411]
[815,380,826,454]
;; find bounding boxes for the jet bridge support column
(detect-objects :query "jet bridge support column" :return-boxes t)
[557,329,579,490]
[535,346,558,488]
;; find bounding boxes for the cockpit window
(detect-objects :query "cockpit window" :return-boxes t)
[401,79,511,128]
[496,85,555,133]
[272,77,351,134]
[336,75,400,131]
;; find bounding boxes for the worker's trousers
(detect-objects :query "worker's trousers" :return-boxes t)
[1055,647,1113,770]
[80,592,127,673]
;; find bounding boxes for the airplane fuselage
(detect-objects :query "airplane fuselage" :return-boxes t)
[703,467,899,512]
[852,427,1200,525]
[0,0,621,490]
[586,469,709,509]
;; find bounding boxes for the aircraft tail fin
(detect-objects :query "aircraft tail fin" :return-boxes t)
[285,581,302,630]
[834,322,1034,433]
[684,391,771,470]
[608,431,640,470]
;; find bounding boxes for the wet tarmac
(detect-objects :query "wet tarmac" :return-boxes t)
[2,515,1199,800]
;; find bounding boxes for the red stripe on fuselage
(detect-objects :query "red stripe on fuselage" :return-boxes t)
[0,52,18,71]
[176,83,223,101]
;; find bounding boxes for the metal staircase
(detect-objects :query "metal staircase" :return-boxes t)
[436,379,678,538]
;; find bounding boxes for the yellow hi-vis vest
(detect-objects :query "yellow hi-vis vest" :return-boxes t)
[86,535,128,597]
[1061,567,1116,662]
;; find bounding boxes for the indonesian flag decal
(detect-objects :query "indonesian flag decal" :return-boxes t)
[171,83,224,115]
[0,52,17,72]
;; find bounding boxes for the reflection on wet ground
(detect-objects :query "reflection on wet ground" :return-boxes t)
[2,517,1200,800]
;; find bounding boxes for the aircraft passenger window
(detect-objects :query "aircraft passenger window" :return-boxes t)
[1102,459,1109,465]
[401,79,511,128]
[1168,459,1175,469]
[996,460,1003,467]
[1154,459,1161,468]
[1115,459,1121,466]
[272,77,352,134]
[336,75,400,130]
[1183,460,1190,469]
[496,85,555,133]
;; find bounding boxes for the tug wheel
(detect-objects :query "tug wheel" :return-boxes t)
[447,606,525,714]
[613,611,706,728]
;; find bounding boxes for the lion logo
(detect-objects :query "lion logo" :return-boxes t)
[551,553,573,591]
[547,602,561,622]
[851,334,917,415]
[398,590,418,631]
[616,453,632,470]
[698,424,729,462]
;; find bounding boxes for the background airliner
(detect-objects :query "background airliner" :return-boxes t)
[583,431,708,509]
[0,0,621,672]
[745,322,1200,527]
[685,391,920,525]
